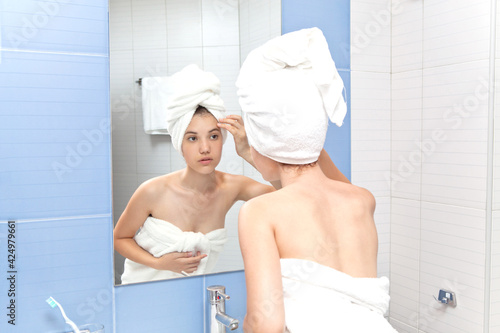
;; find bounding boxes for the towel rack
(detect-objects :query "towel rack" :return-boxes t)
[136,78,142,86]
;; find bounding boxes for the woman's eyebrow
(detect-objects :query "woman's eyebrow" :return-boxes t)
[184,131,197,136]
[209,128,221,133]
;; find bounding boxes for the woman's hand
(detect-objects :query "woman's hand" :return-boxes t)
[217,115,252,163]
[154,251,207,274]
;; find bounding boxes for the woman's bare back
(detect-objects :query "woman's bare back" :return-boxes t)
[269,178,378,278]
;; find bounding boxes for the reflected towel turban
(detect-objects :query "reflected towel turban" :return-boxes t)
[166,64,227,153]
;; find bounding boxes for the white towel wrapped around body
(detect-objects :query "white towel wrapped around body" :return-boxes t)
[281,258,397,333]
[121,216,227,284]
[236,27,347,165]
[141,76,176,135]
[166,64,227,153]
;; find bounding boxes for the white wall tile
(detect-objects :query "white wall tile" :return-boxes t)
[110,50,134,101]
[218,141,244,176]
[351,71,391,197]
[351,0,391,72]
[491,211,500,331]
[497,2,500,60]
[239,0,281,62]
[112,172,139,223]
[213,201,245,272]
[421,60,489,209]
[494,60,500,210]
[423,0,491,69]
[132,48,169,84]
[109,0,133,51]
[376,197,391,278]
[134,112,171,175]
[392,0,423,73]
[391,70,423,200]
[166,0,202,48]
[202,0,239,47]
[203,46,241,114]
[390,198,420,327]
[418,202,485,333]
[389,318,418,333]
[112,112,137,175]
[131,0,167,50]
[166,47,203,74]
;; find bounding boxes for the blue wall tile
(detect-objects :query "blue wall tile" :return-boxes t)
[0,51,111,220]
[282,0,350,70]
[114,270,247,333]
[324,70,351,180]
[0,0,109,55]
[0,217,113,333]
[115,276,206,333]
[282,0,351,180]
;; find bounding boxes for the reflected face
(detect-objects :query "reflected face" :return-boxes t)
[250,146,280,181]
[182,114,223,174]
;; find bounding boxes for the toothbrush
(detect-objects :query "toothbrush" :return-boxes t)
[46,297,81,333]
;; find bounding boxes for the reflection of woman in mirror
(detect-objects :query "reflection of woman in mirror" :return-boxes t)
[237,28,397,332]
[113,65,276,284]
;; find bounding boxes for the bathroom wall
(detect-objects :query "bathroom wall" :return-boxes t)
[349,0,392,281]
[378,0,495,332]
[491,2,500,330]
[0,0,364,332]
[0,0,113,332]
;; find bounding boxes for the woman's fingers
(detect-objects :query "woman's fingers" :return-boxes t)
[219,115,243,127]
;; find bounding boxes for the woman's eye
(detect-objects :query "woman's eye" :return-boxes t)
[187,137,196,142]
[210,134,219,140]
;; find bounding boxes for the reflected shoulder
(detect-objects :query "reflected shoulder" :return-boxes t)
[135,173,176,197]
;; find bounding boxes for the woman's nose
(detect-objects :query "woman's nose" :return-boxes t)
[199,139,210,153]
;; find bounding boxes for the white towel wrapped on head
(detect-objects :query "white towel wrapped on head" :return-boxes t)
[236,27,347,165]
[166,64,227,153]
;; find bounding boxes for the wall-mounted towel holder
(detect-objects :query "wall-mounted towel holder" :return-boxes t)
[136,78,142,86]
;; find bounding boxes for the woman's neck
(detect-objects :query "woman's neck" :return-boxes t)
[278,164,326,188]
[180,167,218,193]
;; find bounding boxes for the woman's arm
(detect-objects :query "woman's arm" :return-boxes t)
[218,116,349,185]
[238,199,286,333]
[113,181,206,274]
[218,115,282,189]
[235,175,275,202]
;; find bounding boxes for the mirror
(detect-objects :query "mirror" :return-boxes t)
[110,0,281,285]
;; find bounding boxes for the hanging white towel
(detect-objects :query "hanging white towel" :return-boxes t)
[141,76,174,135]
[121,216,227,284]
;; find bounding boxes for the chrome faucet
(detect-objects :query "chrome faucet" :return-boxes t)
[207,285,239,332]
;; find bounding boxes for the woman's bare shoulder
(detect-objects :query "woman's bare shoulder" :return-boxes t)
[135,172,178,198]
[335,182,376,212]
[216,170,252,184]
[240,189,282,219]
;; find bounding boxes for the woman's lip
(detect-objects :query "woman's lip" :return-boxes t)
[199,158,213,164]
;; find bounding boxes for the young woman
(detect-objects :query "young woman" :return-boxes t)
[236,28,397,332]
